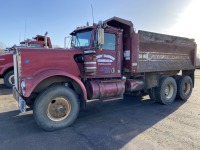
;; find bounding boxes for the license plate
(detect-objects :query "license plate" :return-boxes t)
[18,97,26,113]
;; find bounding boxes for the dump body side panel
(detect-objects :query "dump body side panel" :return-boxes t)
[135,30,196,73]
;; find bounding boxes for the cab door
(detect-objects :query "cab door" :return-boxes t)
[96,31,122,78]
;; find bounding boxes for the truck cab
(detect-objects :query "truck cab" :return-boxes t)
[70,23,123,79]
[20,35,52,48]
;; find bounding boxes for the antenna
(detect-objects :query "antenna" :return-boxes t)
[91,4,94,24]
[24,19,26,40]
[19,33,21,44]
[64,37,67,49]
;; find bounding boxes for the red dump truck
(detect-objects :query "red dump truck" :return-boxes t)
[13,17,196,131]
[0,34,52,88]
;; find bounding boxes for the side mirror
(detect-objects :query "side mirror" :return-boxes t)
[97,28,104,46]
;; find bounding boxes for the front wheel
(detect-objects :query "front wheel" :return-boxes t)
[33,85,80,131]
[4,70,14,88]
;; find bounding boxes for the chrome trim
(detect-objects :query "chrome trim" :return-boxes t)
[85,67,97,69]
[13,50,19,90]
[84,62,97,64]
[84,50,96,54]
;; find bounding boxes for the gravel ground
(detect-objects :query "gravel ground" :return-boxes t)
[0,70,200,150]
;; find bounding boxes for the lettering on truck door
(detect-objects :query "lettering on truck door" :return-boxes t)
[96,32,121,77]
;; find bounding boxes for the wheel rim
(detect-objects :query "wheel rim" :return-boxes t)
[164,84,174,99]
[8,75,15,85]
[183,81,191,95]
[47,97,71,121]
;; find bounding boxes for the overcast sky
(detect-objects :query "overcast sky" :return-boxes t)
[0,0,199,51]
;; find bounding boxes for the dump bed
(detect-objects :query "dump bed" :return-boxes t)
[134,30,196,73]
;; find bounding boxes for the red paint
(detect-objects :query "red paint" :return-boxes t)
[0,35,52,79]
[23,69,87,100]
[0,53,13,75]
[83,51,97,74]
[85,80,125,100]
[125,79,145,92]
[20,49,81,78]
[14,17,196,103]
[20,35,52,48]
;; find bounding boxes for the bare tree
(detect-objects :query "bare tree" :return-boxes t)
[0,42,6,53]
[0,41,6,49]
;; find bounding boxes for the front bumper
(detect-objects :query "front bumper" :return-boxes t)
[13,86,26,113]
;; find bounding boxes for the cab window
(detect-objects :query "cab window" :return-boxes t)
[102,33,116,50]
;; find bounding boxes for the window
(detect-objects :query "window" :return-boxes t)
[29,43,42,48]
[102,33,116,50]
[71,30,92,47]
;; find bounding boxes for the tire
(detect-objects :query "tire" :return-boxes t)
[155,77,177,105]
[4,70,14,88]
[176,75,193,101]
[33,85,80,131]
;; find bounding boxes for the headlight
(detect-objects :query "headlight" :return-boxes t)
[21,80,26,95]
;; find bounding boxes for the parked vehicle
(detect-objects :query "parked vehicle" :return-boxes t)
[0,33,52,88]
[196,53,200,68]
[13,17,196,131]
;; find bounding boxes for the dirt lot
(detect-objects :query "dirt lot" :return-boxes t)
[0,70,200,150]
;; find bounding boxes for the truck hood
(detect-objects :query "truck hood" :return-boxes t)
[0,52,13,58]
[0,53,13,64]
[19,48,83,78]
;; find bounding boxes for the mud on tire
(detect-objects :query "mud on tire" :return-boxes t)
[155,77,177,105]
[4,70,14,88]
[176,75,193,101]
[33,85,80,131]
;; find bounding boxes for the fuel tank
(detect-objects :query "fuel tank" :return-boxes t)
[85,80,125,100]
[125,79,145,92]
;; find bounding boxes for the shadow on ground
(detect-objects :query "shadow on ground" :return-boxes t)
[0,84,12,95]
[0,92,185,150]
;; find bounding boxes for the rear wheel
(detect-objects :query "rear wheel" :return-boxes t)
[33,85,80,131]
[4,70,14,88]
[155,77,177,105]
[176,76,193,101]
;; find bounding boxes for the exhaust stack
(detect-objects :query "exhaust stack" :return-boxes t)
[64,37,67,49]
[44,32,48,48]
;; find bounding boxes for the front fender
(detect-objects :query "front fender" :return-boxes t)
[0,62,13,75]
[22,69,87,101]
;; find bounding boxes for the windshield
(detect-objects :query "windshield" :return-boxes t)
[29,43,42,48]
[71,30,92,47]
[20,43,42,48]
